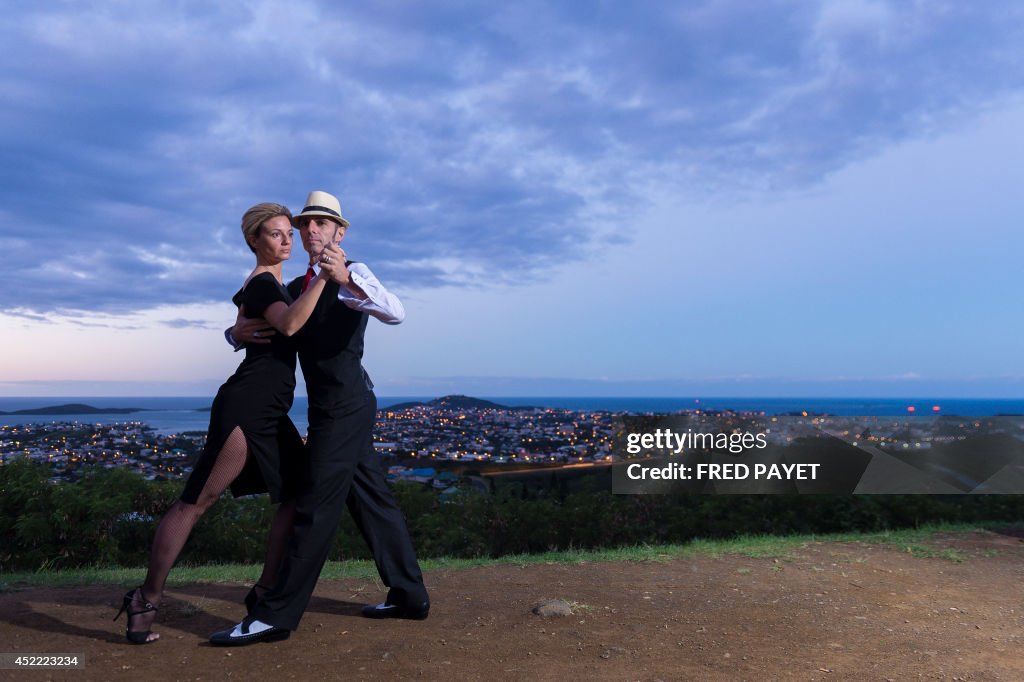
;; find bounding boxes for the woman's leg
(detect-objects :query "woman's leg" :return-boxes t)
[256,499,297,590]
[131,427,250,639]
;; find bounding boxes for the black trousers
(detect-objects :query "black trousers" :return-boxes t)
[251,392,427,630]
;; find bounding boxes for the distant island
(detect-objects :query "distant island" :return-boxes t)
[386,395,536,411]
[0,403,147,416]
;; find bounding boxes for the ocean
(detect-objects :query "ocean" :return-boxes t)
[1,396,1022,435]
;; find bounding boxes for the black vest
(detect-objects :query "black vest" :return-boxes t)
[287,276,372,407]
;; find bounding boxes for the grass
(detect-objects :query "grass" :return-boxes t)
[901,545,969,562]
[0,522,998,591]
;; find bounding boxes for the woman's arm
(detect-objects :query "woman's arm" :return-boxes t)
[260,274,327,336]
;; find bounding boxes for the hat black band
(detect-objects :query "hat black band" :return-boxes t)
[302,205,341,218]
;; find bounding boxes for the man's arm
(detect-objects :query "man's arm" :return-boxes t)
[226,305,276,350]
[224,326,243,351]
[318,242,405,325]
[336,262,405,324]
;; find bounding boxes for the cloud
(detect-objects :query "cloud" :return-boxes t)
[2,1,1023,314]
[160,318,217,330]
[1,307,148,330]
[3,308,53,324]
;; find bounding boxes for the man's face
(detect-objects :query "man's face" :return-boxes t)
[297,216,344,258]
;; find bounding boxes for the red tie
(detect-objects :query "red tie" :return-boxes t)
[301,267,315,293]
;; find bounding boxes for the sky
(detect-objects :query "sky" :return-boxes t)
[2,1,1024,398]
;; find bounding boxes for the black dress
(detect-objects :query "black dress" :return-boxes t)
[180,272,307,505]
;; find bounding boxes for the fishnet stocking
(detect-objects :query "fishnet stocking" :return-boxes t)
[142,426,249,600]
[258,499,296,588]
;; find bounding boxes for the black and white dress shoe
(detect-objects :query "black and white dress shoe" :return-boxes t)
[209,617,290,646]
[361,601,430,620]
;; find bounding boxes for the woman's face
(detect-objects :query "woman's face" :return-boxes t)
[251,215,294,263]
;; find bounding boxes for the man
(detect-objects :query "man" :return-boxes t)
[211,191,429,646]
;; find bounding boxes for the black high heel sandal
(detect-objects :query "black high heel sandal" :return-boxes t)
[244,583,273,614]
[113,587,159,645]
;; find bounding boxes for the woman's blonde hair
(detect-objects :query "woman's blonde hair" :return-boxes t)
[241,203,293,253]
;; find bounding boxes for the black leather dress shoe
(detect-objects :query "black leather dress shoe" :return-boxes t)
[209,617,290,646]
[361,601,430,620]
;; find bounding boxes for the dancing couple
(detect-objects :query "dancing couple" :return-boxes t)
[115,191,429,646]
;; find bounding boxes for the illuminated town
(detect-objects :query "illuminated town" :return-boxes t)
[0,398,618,484]
[1,398,1019,486]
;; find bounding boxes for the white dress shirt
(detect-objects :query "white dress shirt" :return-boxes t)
[333,262,405,325]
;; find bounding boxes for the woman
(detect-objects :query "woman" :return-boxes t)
[114,203,326,644]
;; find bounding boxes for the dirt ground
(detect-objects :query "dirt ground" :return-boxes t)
[2,530,1023,681]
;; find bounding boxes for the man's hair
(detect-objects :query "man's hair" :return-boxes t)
[241,203,293,254]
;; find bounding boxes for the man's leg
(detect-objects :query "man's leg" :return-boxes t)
[346,450,429,610]
[249,397,375,631]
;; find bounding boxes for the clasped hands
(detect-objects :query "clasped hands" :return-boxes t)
[319,241,367,300]
[316,241,350,286]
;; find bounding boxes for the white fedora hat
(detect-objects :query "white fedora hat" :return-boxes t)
[294,190,350,227]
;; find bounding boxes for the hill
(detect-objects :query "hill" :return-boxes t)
[0,403,146,416]
[386,395,523,411]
